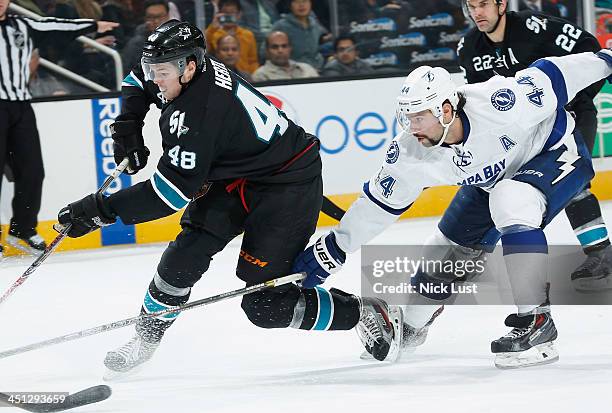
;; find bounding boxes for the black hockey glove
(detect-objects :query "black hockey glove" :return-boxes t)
[110,119,150,175]
[57,193,116,238]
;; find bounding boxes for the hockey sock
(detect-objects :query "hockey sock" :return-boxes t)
[291,287,360,330]
[565,192,610,253]
[137,272,191,343]
[501,229,549,315]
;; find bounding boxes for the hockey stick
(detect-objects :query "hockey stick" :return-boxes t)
[0,272,305,359]
[0,159,130,307]
[0,385,111,412]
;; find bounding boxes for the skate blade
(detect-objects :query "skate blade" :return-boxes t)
[103,363,147,382]
[360,344,417,361]
[384,306,404,363]
[5,235,43,257]
[494,342,559,369]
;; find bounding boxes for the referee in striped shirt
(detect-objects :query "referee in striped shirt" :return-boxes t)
[0,0,117,256]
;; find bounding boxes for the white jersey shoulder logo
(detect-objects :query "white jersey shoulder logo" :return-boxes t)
[491,88,516,111]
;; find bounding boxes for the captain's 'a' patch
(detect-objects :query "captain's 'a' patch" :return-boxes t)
[499,135,516,152]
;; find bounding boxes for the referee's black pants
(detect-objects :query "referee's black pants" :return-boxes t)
[0,100,45,238]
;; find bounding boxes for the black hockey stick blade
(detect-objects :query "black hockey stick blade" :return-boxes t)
[0,385,111,412]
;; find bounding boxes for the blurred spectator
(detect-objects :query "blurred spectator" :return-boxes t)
[28,49,69,97]
[338,0,402,26]
[519,0,562,17]
[204,0,219,27]
[252,30,319,81]
[270,0,329,69]
[239,0,279,46]
[168,1,180,19]
[12,0,44,14]
[277,0,329,29]
[100,0,137,46]
[321,34,374,77]
[173,0,202,25]
[215,34,252,81]
[121,0,171,74]
[50,0,118,88]
[206,0,259,73]
[54,0,102,20]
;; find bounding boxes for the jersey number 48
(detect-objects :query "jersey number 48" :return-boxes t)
[236,82,289,143]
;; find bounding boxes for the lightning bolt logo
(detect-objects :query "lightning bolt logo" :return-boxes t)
[551,151,580,185]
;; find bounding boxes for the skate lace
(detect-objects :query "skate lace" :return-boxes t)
[577,255,602,272]
[359,312,383,347]
[503,316,536,339]
[114,336,143,363]
[504,327,530,339]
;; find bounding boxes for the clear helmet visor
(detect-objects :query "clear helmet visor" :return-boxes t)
[396,105,440,135]
[141,56,187,82]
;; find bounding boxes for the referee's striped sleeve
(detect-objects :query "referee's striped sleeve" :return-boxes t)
[21,16,96,34]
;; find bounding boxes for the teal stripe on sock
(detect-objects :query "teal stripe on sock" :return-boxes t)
[312,287,333,331]
[577,228,609,246]
[143,291,180,320]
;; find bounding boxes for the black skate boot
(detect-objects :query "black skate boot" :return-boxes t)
[360,305,444,360]
[571,246,612,292]
[6,229,47,256]
[355,297,403,362]
[491,312,558,369]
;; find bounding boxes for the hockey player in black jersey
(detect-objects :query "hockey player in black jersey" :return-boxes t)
[55,20,399,376]
[458,0,611,291]
[456,0,610,367]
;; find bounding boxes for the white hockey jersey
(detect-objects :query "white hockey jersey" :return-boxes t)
[334,51,612,254]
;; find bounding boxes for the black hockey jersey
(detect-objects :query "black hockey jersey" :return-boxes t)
[457,11,602,113]
[107,56,321,224]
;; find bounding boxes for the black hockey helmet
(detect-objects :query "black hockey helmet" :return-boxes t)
[141,20,206,81]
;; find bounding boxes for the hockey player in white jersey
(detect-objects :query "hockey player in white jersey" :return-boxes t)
[293,50,612,368]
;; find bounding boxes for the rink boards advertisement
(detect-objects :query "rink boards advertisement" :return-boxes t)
[1,74,611,253]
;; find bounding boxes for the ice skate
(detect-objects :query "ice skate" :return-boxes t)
[356,298,403,362]
[571,246,612,292]
[103,334,160,380]
[491,312,558,369]
[360,305,444,360]
[5,231,47,256]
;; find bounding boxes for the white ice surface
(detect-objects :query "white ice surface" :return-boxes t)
[1,203,612,413]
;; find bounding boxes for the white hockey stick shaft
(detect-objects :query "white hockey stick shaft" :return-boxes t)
[0,272,306,359]
[0,158,130,307]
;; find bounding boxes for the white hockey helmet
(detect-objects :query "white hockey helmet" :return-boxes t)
[396,66,459,145]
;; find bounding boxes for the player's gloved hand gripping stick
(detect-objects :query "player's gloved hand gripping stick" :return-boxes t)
[292,232,346,288]
[0,158,130,308]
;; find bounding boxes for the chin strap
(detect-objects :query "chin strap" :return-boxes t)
[434,111,458,147]
[486,8,505,34]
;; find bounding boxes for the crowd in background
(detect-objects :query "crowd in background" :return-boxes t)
[8,0,598,97]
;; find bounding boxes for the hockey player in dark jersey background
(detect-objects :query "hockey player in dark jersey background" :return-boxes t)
[55,20,397,376]
[457,0,612,290]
